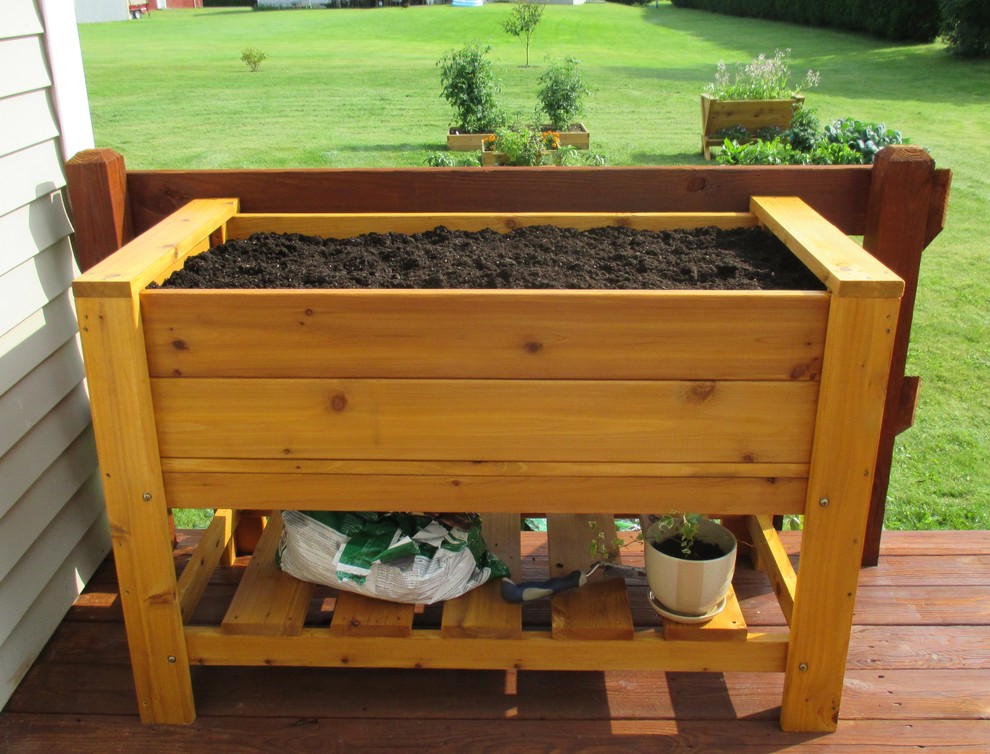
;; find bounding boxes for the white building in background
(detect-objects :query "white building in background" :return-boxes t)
[0,0,109,711]
[74,0,128,23]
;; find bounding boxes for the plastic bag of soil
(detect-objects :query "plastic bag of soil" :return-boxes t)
[277,511,510,604]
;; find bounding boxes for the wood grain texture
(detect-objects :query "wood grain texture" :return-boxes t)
[861,146,940,566]
[72,294,194,724]
[151,377,819,464]
[441,513,522,639]
[161,471,806,515]
[781,295,901,732]
[225,210,758,239]
[547,514,635,641]
[752,196,903,299]
[746,514,797,625]
[122,165,874,234]
[176,509,236,623]
[220,513,313,637]
[72,198,238,298]
[142,288,828,381]
[329,593,415,638]
[65,148,132,272]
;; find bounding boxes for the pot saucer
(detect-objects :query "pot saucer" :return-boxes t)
[648,591,727,624]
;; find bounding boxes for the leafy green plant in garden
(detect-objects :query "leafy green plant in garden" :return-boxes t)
[502,0,545,68]
[717,111,904,166]
[424,151,481,167]
[716,137,864,165]
[537,57,589,131]
[556,145,608,166]
[716,137,807,165]
[784,107,822,152]
[438,42,507,134]
[705,49,820,100]
[484,123,559,165]
[240,47,267,72]
[823,118,903,162]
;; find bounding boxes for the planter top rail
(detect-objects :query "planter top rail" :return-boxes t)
[64,146,950,566]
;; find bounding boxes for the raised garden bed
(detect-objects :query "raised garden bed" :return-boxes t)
[75,196,904,732]
[449,123,589,152]
[701,94,804,160]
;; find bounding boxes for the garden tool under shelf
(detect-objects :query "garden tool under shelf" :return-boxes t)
[499,561,647,603]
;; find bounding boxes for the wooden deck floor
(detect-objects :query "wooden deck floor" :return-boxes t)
[2,529,988,752]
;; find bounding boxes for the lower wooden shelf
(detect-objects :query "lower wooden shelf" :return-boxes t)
[180,512,785,675]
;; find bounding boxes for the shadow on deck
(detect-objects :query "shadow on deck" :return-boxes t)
[1,530,988,752]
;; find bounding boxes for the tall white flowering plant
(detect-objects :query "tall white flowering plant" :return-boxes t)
[705,49,820,100]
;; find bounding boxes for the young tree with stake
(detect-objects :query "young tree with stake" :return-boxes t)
[502,0,544,68]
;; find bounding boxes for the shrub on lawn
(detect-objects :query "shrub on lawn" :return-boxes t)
[241,47,267,72]
[438,42,507,134]
[940,0,990,56]
[537,57,589,131]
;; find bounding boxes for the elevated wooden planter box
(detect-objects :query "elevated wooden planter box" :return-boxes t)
[701,93,804,160]
[449,123,589,151]
[74,195,905,732]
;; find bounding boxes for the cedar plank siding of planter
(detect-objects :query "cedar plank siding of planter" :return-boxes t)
[449,124,590,151]
[73,187,906,732]
[701,94,804,160]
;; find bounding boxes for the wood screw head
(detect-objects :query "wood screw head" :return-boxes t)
[818,498,829,507]
[142,492,153,502]
[799,663,809,672]
[167,655,176,664]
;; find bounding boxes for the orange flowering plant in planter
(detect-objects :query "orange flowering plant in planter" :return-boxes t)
[481,124,560,166]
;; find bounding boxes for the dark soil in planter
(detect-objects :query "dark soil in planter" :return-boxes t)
[156,225,825,291]
[652,536,728,562]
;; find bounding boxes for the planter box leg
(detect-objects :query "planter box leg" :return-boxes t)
[76,295,195,724]
[781,296,899,731]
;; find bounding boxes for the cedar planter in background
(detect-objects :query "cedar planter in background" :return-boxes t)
[447,128,493,151]
[547,122,589,149]
[74,193,905,732]
[701,93,804,160]
[450,123,590,152]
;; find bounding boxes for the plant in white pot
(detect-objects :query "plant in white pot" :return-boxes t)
[643,514,737,623]
[588,513,738,624]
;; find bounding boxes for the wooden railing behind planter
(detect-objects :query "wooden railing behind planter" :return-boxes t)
[64,147,950,565]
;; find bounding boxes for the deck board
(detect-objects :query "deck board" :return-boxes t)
[2,531,988,752]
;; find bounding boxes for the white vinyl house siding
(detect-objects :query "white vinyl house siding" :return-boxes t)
[0,0,109,710]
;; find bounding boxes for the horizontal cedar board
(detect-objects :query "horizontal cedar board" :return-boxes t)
[705,99,802,133]
[161,458,810,479]
[224,211,757,239]
[125,166,874,235]
[151,378,818,463]
[165,473,805,516]
[182,627,789,672]
[142,290,828,380]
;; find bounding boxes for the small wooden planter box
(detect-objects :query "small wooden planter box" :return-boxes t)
[701,94,804,160]
[450,123,590,152]
[74,198,903,732]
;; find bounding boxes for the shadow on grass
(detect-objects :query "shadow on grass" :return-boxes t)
[630,150,708,166]
[640,4,985,106]
[332,142,443,154]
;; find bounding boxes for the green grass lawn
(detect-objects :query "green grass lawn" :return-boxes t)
[78,3,990,530]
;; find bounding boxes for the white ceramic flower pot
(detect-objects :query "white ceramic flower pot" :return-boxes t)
[645,518,737,621]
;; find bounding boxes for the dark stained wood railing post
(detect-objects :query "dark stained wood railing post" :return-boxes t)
[861,146,949,566]
[65,148,133,272]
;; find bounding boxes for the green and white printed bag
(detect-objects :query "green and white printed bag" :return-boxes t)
[277,511,509,604]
